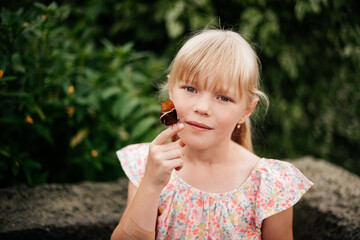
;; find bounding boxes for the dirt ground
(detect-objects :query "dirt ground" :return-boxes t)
[0,179,128,240]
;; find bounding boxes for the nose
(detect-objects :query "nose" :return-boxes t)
[193,95,211,116]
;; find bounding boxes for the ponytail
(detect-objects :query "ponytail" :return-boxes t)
[231,118,253,152]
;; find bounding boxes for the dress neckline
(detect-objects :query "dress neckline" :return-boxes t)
[172,158,265,195]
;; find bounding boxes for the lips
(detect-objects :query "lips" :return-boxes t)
[186,121,213,130]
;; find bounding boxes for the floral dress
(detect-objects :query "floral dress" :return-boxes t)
[117,143,313,240]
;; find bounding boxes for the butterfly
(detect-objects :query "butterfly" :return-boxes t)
[159,99,178,126]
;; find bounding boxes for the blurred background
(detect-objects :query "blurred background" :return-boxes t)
[0,0,359,187]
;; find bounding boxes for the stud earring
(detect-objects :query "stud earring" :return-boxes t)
[237,124,241,129]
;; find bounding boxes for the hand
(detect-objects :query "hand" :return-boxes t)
[143,123,185,190]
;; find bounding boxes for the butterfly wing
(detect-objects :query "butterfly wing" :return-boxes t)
[159,99,178,126]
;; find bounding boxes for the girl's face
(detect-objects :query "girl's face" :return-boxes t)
[169,77,257,150]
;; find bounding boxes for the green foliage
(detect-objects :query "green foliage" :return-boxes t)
[1,0,359,187]
[237,0,360,175]
[0,3,166,186]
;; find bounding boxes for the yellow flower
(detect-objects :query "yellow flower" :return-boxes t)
[67,106,75,117]
[42,14,47,20]
[0,70,3,80]
[26,115,34,124]
[23,22,29,27]
[68,85,74,94]
[91,150,98,158]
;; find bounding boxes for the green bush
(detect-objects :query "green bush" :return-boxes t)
[0,3,167,186]
[1,0,359,187]
[237,0,360,174]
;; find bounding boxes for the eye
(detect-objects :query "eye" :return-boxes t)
[184,86,197,93]
[217,96,231,102]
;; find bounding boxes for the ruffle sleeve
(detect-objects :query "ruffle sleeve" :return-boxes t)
[255,159,313,228]
[116,143,150,187]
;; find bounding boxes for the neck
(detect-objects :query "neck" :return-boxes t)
[183,139,237,166]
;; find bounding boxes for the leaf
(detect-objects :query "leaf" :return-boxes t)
[131,117,157,139]
[117,126,130,141]
[48,2,59,10]
[240,8,263,35]
[34,2,48,10]
[131,72,147,84]
[101,86,122,100]
[295,2,308,21]
[119,98,139,120]
[93,160,103,171]
[0,8,19,25]
[70,128,88,148]
[0,149,10,157]
[33,124,53,144]
[102,39,115,52]
[142,127,161,142]
[11,53,26,73]
[23,167,33,186]
[0,76,17,84]
[76,97,91,105]
[33,104,46,121]
[112,96,125,118]
[12,160,20,176]
[165,1,185,38]
[88,94,100,110]
[22,159,42,169]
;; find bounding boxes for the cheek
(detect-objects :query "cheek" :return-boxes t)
[216,109,242,127]
[218,116,236,130]
[172,95,191,119]
[174,103,188,120]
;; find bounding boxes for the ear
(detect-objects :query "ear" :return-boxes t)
[238,99,259,124]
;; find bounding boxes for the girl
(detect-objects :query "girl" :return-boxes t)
[111,29,313,240]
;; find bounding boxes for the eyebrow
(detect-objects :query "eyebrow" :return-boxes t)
[180,78,241,98]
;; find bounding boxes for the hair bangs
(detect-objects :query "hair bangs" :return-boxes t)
[169,30,259,102]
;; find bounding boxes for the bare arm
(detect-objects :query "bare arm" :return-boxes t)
[111,180,162,240]
[111,124,185,240]
[261,207,293,240]
[126,181,137,207]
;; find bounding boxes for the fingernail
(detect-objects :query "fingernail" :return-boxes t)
[178,123,184,129]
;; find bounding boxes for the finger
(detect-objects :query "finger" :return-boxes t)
[166,158,183,171]
[161,148,184,160]
[159,139,185,154]
[174,139,185,156]
[153,123,184,145]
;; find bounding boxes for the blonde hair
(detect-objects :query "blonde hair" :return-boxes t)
[166,29,268,152]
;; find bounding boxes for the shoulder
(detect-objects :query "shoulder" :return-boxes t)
[116,143,150,187]
[256,158,312,189]
[253,158,313,227]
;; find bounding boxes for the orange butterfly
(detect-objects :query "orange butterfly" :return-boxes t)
[159,99,178,126]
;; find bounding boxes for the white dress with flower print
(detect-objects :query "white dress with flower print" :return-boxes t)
[117,143,313,240]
